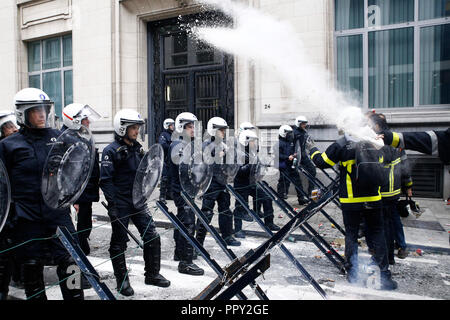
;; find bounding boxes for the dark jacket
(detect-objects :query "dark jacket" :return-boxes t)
[0,127,71,224]
[310,137,384,210]
[233,145,256,187]
[203,138,228,189]
[168,138,188,197]
[380,146,413,202]
[278,136,295,169]
[99,135,145,208]
[383,128,450,165]
[158,129,173,176]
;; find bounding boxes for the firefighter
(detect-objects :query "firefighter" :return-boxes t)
[368,113,413,264]
[307,127,397,290]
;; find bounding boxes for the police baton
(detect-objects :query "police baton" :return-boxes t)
[101,201,144,250]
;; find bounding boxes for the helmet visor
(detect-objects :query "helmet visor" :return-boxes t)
[23,103,55,129]
[77,105,101,123]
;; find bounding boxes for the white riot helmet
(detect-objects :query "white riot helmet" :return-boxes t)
[239,122,256,133]
[174,112,198,133]
[114,109,145,137]
[238,129,258,147]
[279,125,293,138]
[207,117,228,137]
[62,103,101,130]
[14,88,55,129]
[295,115,308,128]
[163,118,175,130]
[0,111,18,138]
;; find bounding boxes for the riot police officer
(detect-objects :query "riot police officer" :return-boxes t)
[276,125,305,204]
[293,116,316,204]
[0,111,18,139]
[100,109,170,296]
[0,111,19,299]
[158,118,175,204]
[168,112,205,276]
[196,117,241,247]
[0,88,84,300]
[61,103,101,256]
[233,129,280,239]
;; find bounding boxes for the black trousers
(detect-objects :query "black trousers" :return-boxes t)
[76,202,93,255]
[197,188,233,242]
[342,208,389,278]
[366,201,395,263]
[233,184,274,232]
[277,167,306,201]
[11,216,83,300]
[172,191,196,263]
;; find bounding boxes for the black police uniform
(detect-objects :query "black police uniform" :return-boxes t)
[310,137,396,289]
[0,127,84,300]
[158,128,173,202]
[61,125,100,256]
[233,146,278,234]
[383,128,450,165]
[196,139,236,246]
[168,137,204,275]
[100,135,167,293]
[276,135,306,204]
[0,134,15,299]
[293,126,317,197]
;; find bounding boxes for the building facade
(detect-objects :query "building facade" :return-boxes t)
[0,0,448,198]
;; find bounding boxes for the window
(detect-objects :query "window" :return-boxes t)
[336,35,363,105]
[335,0,450,109]
[164,32,222,69]
[27,35,73,117]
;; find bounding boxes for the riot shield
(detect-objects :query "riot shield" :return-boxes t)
[179,141,213,198]
[41,126,95,209]
[0,159,11,233]
[294,139,303,169]
[249,151,272,185]
[132,143,164,208]
[203,136,243,185]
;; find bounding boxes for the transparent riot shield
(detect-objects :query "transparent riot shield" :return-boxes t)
[294,139,303,169]
[203,136,242,186]
[249,152,272,185]
[179,141,213,198]
[0,159,11,233]
[41,126,96,209]
[132,144,164,208]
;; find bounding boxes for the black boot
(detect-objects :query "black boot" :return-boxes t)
[265,216,280,231]
[178,261,204,276]
[21,260,47,300]
[110,246,134,296]
[57,258,84,300]
[380,270,398,291]
[159,176,169,203]
[143,237,170,288]
[0,255,11,300]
